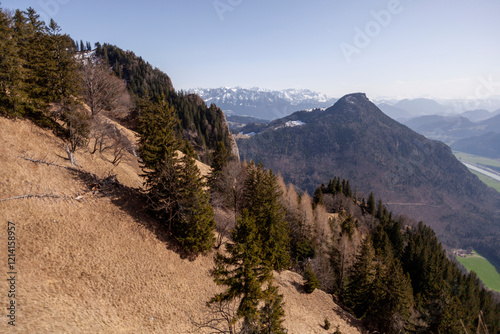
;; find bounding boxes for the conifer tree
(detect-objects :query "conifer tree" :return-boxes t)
[174,149,216,255]
[0,8,25,116]
[19,8,50,112]
[259,280,287,334]
[367,192,376,216]
[344,236,376,318]
[312,187,324,209]
[369,260,414,333]
[138,99,215,255]
[210,210,272,331]
[137,99,181,228]
[45,19,79,104]
[209,140,230,187]
[244,163,291,271]
[303,262,320,293]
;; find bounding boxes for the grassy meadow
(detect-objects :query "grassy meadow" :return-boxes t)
[456,252,500,292]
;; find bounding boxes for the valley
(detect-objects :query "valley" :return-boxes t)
[456,250,500,293]
[454,151,500,192]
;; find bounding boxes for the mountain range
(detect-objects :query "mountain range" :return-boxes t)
[236,93,500,268]
[190,87,337,120]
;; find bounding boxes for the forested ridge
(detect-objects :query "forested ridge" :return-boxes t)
[94,43,232,164]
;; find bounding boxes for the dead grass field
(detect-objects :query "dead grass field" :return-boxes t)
[0,116,364,333]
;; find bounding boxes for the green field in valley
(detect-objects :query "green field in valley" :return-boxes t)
[453,151,500,168]
[453,151,500,193]
[469,170,500,193]
[456,251,500,292]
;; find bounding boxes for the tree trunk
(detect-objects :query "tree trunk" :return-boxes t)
[65,143,77,165]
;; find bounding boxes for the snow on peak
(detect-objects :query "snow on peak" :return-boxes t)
[284,120,305,127]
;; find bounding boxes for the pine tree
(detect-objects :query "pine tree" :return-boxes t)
[20,8,50,112]
[259,280,287,334]
[137,99,181,228]
[244,163,291,271]
[367,192,376,216]
[138,99,215,255]
[174,149,216,255]
[312,187,324,209]
[303,262,320,293]
[209,140,230,187]
[0,8,25,117]
[344,236,376,318]
[46,18,79,104]
[369,259,414,333]
[210,210,272,331]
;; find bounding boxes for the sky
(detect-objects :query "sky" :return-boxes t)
[3,0,500,100]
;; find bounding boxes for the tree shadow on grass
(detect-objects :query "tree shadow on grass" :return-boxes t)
[70,168,199,261]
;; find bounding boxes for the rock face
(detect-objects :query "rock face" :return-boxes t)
[237,93,500,266]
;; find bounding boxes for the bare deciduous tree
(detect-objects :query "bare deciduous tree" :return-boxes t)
[53,103,90,165]
[80,61,128,118]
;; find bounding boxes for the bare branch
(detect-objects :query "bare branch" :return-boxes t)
[0,194,67,202]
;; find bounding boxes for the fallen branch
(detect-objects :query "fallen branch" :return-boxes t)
[0,194,68,202]
[17,155,80,172]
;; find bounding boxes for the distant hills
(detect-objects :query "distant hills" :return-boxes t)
[236,93,500,268]
[451,132,500,159]
[402,112,500,153]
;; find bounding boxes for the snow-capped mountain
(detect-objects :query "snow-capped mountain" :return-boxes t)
[189,87,337,120]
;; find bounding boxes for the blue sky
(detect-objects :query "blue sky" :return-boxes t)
[3,0,500,99]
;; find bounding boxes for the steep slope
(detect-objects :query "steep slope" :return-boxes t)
[237,93,500,267]
[0,116,363,333]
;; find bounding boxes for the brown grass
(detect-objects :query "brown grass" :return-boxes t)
[0,117,364,333]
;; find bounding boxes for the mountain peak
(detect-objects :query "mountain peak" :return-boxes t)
[327,92,389,121]
[341,92,368,101]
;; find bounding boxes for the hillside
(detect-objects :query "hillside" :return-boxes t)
[237,93,500,269]
[0,116,363,333]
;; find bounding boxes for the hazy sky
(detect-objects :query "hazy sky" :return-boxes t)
[3,0,500,99]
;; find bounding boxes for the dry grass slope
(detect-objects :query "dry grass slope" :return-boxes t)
[0,117,364,333]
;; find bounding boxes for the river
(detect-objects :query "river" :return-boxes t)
[463,162,500,182]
